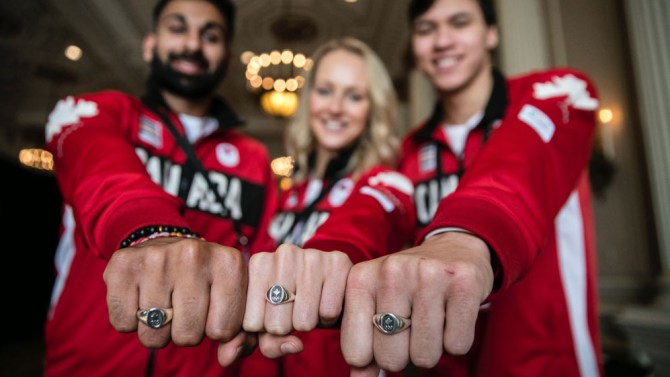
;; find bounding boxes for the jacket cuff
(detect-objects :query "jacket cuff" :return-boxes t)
[100,196,188,259]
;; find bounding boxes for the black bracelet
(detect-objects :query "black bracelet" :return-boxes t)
[120,225,201,248]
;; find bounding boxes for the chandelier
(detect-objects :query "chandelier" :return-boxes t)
[241,49,312,118]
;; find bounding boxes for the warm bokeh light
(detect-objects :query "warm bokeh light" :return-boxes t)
[599,108,613,124]
[243,49,308,116]
[271,156,295,177]
[279,177,293,191]
[64,45,83,61]
[261,91,299,118]
[19,148,54,171]
[240,51,255,65]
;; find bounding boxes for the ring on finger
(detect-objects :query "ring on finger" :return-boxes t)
[137,307,173,329]
[372,312,411,335]
[266,284,296,305]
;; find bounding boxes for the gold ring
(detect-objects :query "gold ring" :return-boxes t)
[137,307,173,329]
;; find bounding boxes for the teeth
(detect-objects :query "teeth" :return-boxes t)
[324,120,344,130]
[173,60,202,74]
[436,57,457,68]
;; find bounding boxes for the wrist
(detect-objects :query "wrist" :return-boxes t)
[120,225,203,248]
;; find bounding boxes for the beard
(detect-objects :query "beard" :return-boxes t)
[148,49,228,99]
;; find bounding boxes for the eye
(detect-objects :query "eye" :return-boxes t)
[315,86,332,96]
[167,24,187,34]
[451,14,473,28]
[413,21,435,36]
[347,93,365,102]
[202,31,222,44]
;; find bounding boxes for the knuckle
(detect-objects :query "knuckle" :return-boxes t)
[207,322,239,341]
[375,355,407,372]
[411,353,440,369]
[342,352,371,368]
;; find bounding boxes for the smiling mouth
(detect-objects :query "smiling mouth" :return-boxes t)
[435,57,457,69]
[323,120,345,131]
[171,59,207,75]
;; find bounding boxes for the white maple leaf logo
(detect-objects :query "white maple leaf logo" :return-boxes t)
[45,96,99,142]
[533,74,599,111]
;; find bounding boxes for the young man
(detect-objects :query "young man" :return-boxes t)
[43,1,277,376]
[341,0,603,376]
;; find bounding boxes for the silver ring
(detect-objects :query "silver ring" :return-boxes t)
[373,312,411,335]
[137,308,173,329]
[266,284,296,305]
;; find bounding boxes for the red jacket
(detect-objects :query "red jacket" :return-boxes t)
[399,68,602,377]
[44,89,278,377]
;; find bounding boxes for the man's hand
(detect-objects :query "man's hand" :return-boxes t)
[340,231,494,375]
[103,237,247,349]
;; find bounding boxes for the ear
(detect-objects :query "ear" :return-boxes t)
[142,34,157,63]
[485,25,499,50]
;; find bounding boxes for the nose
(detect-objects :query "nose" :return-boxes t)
[184,29,202,53]
[434,25,455,49]
[327,96,343,115]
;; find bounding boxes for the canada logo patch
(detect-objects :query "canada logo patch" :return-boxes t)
[216,143,240,167]
[328,178,354,207]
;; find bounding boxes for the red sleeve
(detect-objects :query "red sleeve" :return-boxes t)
[418,68,599,290]
[304,166,416,264]
[44,92,188,259]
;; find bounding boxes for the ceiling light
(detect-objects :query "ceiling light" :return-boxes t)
[64,45,83,61]
[243,49,310,118]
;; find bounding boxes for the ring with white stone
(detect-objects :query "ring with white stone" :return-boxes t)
[266,284,296,305]
[372,312,411,335]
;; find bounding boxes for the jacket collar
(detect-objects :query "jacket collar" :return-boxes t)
[141,78,244,130]
[413,68,508,142]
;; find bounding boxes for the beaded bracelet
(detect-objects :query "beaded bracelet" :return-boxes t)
[120,225,202,248]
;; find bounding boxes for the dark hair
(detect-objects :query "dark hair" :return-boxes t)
[152,0,236,42]
[408,0,497,26]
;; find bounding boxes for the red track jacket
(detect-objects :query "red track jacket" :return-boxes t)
[43,89,278,377]
[399,68,602,377]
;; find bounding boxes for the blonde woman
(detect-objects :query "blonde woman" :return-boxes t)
[222,37,416,377]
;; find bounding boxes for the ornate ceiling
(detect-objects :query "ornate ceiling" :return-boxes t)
[0,0,410,159]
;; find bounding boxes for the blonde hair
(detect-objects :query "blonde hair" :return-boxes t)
[285,37,400,181]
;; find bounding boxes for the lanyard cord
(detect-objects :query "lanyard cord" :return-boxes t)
[150,106,248,248]
[282,173,344,245]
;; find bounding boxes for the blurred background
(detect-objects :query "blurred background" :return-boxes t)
[1,0,668,376]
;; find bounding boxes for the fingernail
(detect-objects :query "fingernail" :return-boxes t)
[280,342,300,354]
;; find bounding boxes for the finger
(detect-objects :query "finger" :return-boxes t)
[292,248,323,331]
[349,361,381,377]
[373,255,412,372]
[217,331,249,367]
[443,285,480,355]
[263,244,297,335]
[409,261,446,368]
[257,332,304,359]
[208,245,247,341]
[243,252,272,332]
[104,249,140,332]
[318,251,351,327]
[171,242,211,346]
[341,261,377,368]
[137,248,173,349]
[217,331,258,366]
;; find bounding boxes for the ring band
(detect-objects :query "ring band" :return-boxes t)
[373,312,411,335]
[137,308,173,329]
[266,284,296,305]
